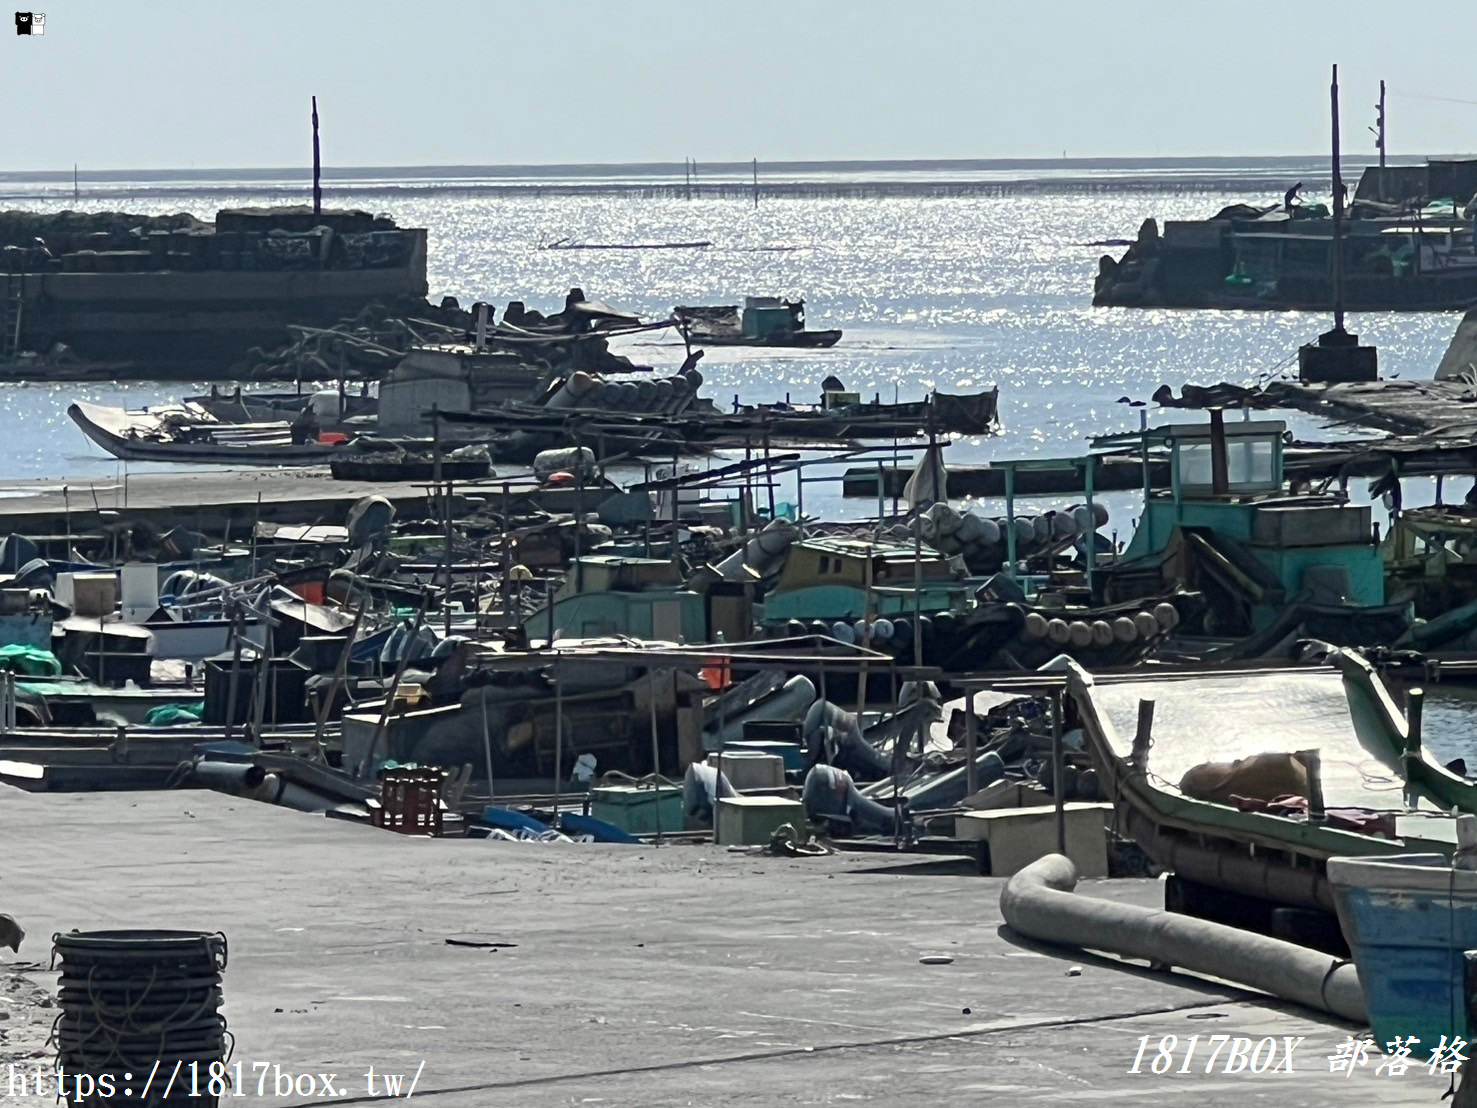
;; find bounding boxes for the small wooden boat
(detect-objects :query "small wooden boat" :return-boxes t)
[675,299,841,348]
[69,401,339,466]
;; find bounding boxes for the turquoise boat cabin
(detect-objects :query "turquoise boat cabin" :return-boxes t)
[762,537,972,625]
[1097,415,1387,636]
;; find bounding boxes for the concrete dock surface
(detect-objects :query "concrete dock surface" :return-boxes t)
[0,787,1453,1106]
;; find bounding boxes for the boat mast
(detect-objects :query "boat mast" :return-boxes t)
[1330,64,1346,335]
[311,95,322,217]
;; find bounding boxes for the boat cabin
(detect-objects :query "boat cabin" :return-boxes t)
[741,297,806,341]
[529,556,707,644]
[1105,416,1383,633]
[763,538,970,623]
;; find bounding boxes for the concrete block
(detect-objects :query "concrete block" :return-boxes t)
[953,802,1110,878]
[715,795,803,846]
[708,751,785,791]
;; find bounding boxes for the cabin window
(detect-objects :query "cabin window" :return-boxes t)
[1175,436,1279,494]
[818,556,831,574]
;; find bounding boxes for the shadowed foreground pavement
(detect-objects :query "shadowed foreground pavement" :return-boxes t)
[0,787,1450,1106]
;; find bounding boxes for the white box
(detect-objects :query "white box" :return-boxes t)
[708,751,785,791]
[953,802,1110,878]
[715,796,803,846]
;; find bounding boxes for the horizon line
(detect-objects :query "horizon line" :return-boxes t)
[0,152,1471,181]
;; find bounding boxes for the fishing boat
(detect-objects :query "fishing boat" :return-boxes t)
[1061,658,1456,920]
[1327,840,1477,1051]
[68,400,343,466]
[674,298,842,348]
[1086,413,1414,656]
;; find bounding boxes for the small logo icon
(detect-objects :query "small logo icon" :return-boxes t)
[14,11,41,35]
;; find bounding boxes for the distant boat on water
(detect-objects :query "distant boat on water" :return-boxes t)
[539,237,711,251]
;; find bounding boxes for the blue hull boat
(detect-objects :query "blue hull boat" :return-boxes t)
[1328,853,1477,1049]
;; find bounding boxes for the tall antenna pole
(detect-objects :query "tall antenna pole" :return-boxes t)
[311,95,322,216]
[1330,64,1345,334]
[72,164,78,205]
[752,157,758,208]
[684,157,691,201]
[1377,79,1386,168]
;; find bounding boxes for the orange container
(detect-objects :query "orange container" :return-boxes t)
[319,431,348,445]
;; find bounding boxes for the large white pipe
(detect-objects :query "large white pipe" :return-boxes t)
[1000,855,1366,1022]
[714,518,798,580]
[544,371,603,410]
[704,673,816,748]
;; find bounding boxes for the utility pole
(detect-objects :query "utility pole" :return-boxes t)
[1330,64,1346,335]
[311,95,322,216]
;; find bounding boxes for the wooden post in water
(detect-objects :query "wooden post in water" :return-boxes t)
[752,157,758,208]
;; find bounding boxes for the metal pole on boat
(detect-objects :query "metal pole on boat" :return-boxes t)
[1004,466,1018,577]
[1083,456,1097,595]
[552,653,563,817]
[1050,687,1066,853]
[649,667,663,845]
[480,691,496,803]
[964,692,978,796]
[1404,688,1425,808]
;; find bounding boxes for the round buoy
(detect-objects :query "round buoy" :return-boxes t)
[1031,515,1052,542]
[545,471,575,487]
[1051,511,1078,538]
[831,621,856,645]
[1090,620,1114,647]
[892,617,913,646]
[1111,616,1138,643]
[508,564,534,582]
[1134,611,1159,638]
[958,513,984,543]
[1153,602,1180,630]
[786,619,807,638]
[853,619,870,642]
[1068,621,1093,648]
[1013,517,1036,546]
[1047,618,1071,645]
[977,517,1002,546]
[871,618,895,642]
[1023,612,1050,640]
[809,620,831,638]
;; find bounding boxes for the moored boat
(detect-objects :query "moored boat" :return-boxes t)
[675,298,842,348]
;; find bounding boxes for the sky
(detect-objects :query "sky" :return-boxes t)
[2,0,1474,171]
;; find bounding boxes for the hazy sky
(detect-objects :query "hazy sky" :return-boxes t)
[4,0,1473,170]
